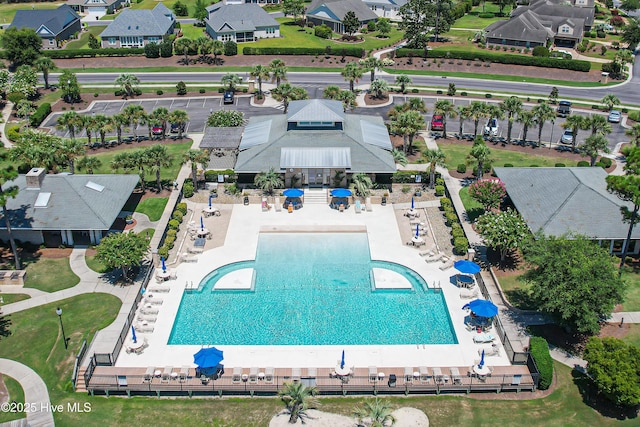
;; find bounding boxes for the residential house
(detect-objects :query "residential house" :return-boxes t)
[66,0,126,21]
[234,99,396,186]
[205,2,280,42]
[494,167,640,254]
[306,0,378,33]
[0,168,139,247]
[484,0,594,48]
[9,5,81,49]
[362,0,407,21]
[99,3,176,48]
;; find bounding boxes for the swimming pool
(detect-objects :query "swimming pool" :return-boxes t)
[168,233,457,345]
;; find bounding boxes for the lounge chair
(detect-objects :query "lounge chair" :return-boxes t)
[307,367,317,378]
[439,260,454,271]
[232,367,242,383]
[144,296,164,305]
[134,322,154,333]
[143,366,154,383]
[161,366,172,383]
[249,367,258,383]
[473,333,497,344]
[477,344,500,357]
[265,367,275,384]
[179,366,189,382]
[432,367,449,384]
[140,306,159,315]
[169,269,177,280]
[368,366,378,383]
[291,367,301,382]
[450,367,462,384]
[365,197,372,212]
[460,288,480,299]
[147,285,170,293]
[404,367,414,383]
[355,200,362,213]
[419,366,430,383]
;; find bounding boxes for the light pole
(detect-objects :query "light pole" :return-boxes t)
[549,120,555,150]
[56,307,68,349]
[67,79,72,104]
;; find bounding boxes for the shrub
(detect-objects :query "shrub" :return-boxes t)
[452,226,465,239]
[157,245,169,258]
[555,163,565,167]
[411,88,419,93]
[445,211,458,225]
[435,177,445,186]
[182,181,194,198]
[144,42,160,58]
[457,164,467,173]
[166,229,177,238]
[461,91,467,96]
[577,160,590,167]
[164,235,176,249]
[453,237,469,254]
[171,210,184,222]
[529,336,553,390]
[532,46,550,57]
[176,81,187,95]
[478,12,494,18]
[436,90,443,95]
[6,92,25,105]
[29,103,51,127]
[401,185,411,193]
[599,157,612,168]
[199,88,206,94]
[435,185,445,196]
[594,161,604,168]
[440,197,452,209]
[6,124,21,142]
[629,110,640,121]
[224,40,237,56]
[503,163,514,167]
[176,202,188,215]
[168,219,180,230]
[42,47,145,59]
[243,46,364,58]
[485,93,492,98]
[314,24,333,39]
[94,93,99,98]
[156,90,163,95]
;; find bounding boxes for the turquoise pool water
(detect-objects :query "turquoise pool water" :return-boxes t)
[168,233,457,345]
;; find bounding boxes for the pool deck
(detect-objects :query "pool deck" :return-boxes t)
[116,203,511,371]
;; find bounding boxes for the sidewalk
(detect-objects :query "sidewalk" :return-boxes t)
[0,358,54,427]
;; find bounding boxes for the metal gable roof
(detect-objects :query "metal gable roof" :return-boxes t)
[280,147,351,168]
[288,99,345,123]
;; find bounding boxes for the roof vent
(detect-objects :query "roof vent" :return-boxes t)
[34,192,51,208]
[85,181,104,192]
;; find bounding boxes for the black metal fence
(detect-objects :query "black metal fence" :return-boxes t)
[72,339,87,390]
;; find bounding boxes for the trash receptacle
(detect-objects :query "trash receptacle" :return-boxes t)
[243,196,249,205]
[381,196,387,206]
[388,374,396,387]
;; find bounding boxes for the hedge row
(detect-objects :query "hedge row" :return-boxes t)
[30,103,51,128]
[395,48,591,72]
[242,46,365,58]
[42,48,145,59]
[529,336,553,390]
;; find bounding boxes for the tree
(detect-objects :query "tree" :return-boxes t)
[423,148,446,189]
[16,100,35,124]
[369,78,389,99]
[33,56,56,90]
[561,114,587,153]
[254,167,283,195]
[56,138,86,174]
[601,94,620,111]
[523,234,625,335]
[468,178,507,211]
[115,73,140,99]
[176,81,187,96]
[581,132,610,166]
[76,156,102,174]
[56,111,83,140]
[168,109,189,139]
[59,70,80,104]
[93,114,114,146]
[195,36,213,62]
[354,398,396,427]
[211,40,224,63]
[516,109,535,142]
[11,129,64,171]
[434,99,457,138]
[391,148,408,166]
[207,110,244,127]
[145,144,173,192]
[221,73,242,91]
[323,85,341,100]
[193,0,208,22]
[377,18,392,37]
[341,62,364,93]
[620,0,640,13]
[96,231,150,281]
[584,114,612,136]
[476,208,528,262]
[359,57,384,86]
[0,166,21,270]
[469,136,491,180]
[400,0,454,47]
[0,27,41,66]
[611,15,625,34]
[269,59,288,87]
[499,96,523,143]
[343,11,360,35]
[11,65,38,99]
[352,173,373,197]
[183,149,210,189]
[531,102,555,145]
[548,86,558,104]
[151,107,170,139]
[457,105,471,137]
[112,150,148,191]
[112,112,129,144]
[625,122,640,146]
[395,74,412,94]
[122,104,146,139]
[282,0,305,23]
[174,37,194,65]
[337,90,357,111]
[271,83,308,113]
[88,33,101,49]
[173,0,189,16]
[583,337,640,407]
[387,98,427,121]
[278,382,319,424]
[391,110,425,154]
[621,17,640,49]
[0,309,11,342]
[468,101,488,137]
[250,65,270,96]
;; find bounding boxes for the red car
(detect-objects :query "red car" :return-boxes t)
[431,115,444,131]
[152,125,163,135]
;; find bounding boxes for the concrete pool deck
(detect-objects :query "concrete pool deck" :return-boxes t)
[116,202,511,370]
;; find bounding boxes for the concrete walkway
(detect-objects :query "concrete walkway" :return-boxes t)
[0,359,54,427]
[0,101,13,148]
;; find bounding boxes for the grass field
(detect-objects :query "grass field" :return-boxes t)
[0,2,63,25]
[0,375,25,423]
[0,293,30,304]
[135,197,168,222]
[458,186,484,222]
[84,254,110,274]
[65,26,107,50]
[179,23,207,40]
[621,265,640,312]
[622,324,640,348]
[23,258,80,293]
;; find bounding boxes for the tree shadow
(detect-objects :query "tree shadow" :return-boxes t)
[571,369,639,420]
[504,288,537,310]
[465,206,483,222]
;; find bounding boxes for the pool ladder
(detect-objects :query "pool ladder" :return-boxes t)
[433,280,442,292]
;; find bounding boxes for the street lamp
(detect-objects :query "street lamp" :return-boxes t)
[549,120,555,150]
[56,307,68,349]
[67,79,72,104]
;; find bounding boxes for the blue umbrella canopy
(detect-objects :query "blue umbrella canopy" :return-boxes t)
[194,347,224,369]
[331,188,352,198]
[131,325,137,344]
[411,197,415,209]
[479,349,485,368]
[283,188,304,198]
[454,260,481,275]
[462,299,498,318]
[161,256,166,272]
[340,350,345,369]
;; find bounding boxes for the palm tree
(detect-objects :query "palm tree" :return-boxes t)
[395,74,411,93]
[112,150,148,191]
[352,173,373,197]
[122,104,146,140]
[10,129,62,171]
[423,148,446,188]
[56,138,86,174]
[82,114,98,145]
[323,85,341,100]
[221,73,242,91]
[434,99,457,138]
[140,112,155,141]
[112,113,129,144]
[338,90,357,112]
[468,101,488,137]
[145,144,173,191]
[151,107,170,138]
[562,114,587,152]
[516,110,536,142]
[33,56,56,89]
[182,149,210,189]
[585,114,612,136]
[601,94,620,111]
[174,37,194,66]
[250,65,270,96]
[387,98,427,121]
[469,136,492,180]
[211,40,224,64]
[76,155,102,174]
[457,105,471,137]
[499,96,523,143]
[354,398,396,427]
[195,36,213,62]
[271,83,308,114]
[277,381,319,424]
[168,110,189,139]
[359,56,384,86]
[254,167,283,195]
[269,59,288,87]
[93,114,113,145]
[582,132,611,166]
[115,73,140,99]
[625,122,640,146]
[341,62,364,93]
[391,110,425,154]
[531,102,555,145]
[370,78,389,99]
[391,148,407,166]
[55,111,83,139]
[0,167,21,269]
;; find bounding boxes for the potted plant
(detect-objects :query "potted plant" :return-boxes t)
[125,215,134,224]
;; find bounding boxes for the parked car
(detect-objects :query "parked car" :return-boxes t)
[170,123,184,133]
[152,125,163,135]
[223,90,234,104]
[608,110,622,123]
[557,100,571,117]
[483,118,499,137]
[560,129,573,145]
[431,115,444,131]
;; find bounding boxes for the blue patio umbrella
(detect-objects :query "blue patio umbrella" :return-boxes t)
[161,256,166,272]
[340,350,345,369]
[209,194,213,208]
[462,299,498,318]
[411,197,415,210]
[131,325,137,344]
[331,188,352,198]
[479,349,485,368]
[200,216,204,230]
[454,260,481,275]
[283,188,304,198]
[194,347,224,369]
[415,223,420,238]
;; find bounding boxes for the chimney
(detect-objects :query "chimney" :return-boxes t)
[26,168,46,189]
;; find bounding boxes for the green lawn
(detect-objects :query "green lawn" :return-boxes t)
[0,293,30,304]
[458,186,484,222]
[84,254,110,274]
[23,258,80,293]
[621,265,640,312]
[0,2,63,25]
[0,375,25,423]
[65,26,107,50]
[135,197,168,222]
[621,324,640,348]
[179,23,207,40]
[453,14,507,30]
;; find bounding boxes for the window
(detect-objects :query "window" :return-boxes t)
[147,36,160,43]
[220,33,233,42]
[266,27,275,34]
[561,25,569,33]
[108,37,116,45]
[371,5,377,10]
[48,39,55,45]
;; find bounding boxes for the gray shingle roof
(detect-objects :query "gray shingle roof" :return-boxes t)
[0,173,139,231]
[205,3,279,33]
[494,167,640,240]
[307,0,378,22]
[66,0,121,8]
[10,5,80,37]
[100,4,175,37]
[512,0,594,27]
[200,127,243,149]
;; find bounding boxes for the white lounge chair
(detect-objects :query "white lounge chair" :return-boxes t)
[265,367,275,384]
[143,366,154,383]
[161,366,172,383]
[432,367,449,384]
[140,306,159,315]
[460,288,480,299]
[419,366,430,383]
[147,286,170,293]
[291,367,301,382]
[477,344,500,357]
[232,367,242,383]
[473,333,497,344]
[368,366,378,382]
[404,367,414,383]
[179,366,189,382]
[249,367,258,383]
[450,367,462,384]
